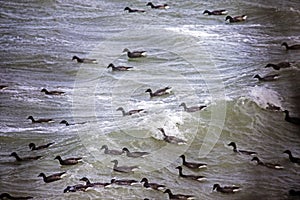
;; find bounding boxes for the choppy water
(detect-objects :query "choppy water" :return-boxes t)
[0,0,300,199]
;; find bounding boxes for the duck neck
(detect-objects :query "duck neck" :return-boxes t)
[177,168,184,176]
[14,154,22,161]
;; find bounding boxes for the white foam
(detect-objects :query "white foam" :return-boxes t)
[249,86,283,110]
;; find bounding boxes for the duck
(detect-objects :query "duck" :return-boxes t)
[29,142,54,151]
[253,74,279,81]
[40,88,64,95]
[111,160,139,173]
[116,107,144,116]
[107,63,133,71]
[0,85,8,90]
[225,15,247,23]
[203,9,228,15]
[213,184,241,194]
[251,156,283,169]
[0,193,33,199]
[289,189,300,196]
[265,62,291,70]
[175,166,206,181]
[179,155,207,169]
[179,103,206,113]
[79,177,110,187]
[140,178,166,190]
[146,2,169,9]
[122,147,149,158]
[27,116,54,123]
[122,48,147,58]
[164,189,195,200]
[10,152,42,162]
[283,110,300,125]
[60,120,72,126]
[110,178,139,186]
[124,7,145,13]
[283,150,300,164]
[38,172,66,183]
[54,155,82,165]
[158,128,187,145]
[72,56,97,63]
[227,142,257,155]
[281,42,300,50]
[100,145,123,155]
[145,87,172,97]
[63,184,89,193]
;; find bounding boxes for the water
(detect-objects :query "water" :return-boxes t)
[0,0,300,199]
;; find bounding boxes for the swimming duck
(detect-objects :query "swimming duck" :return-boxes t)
[116,107,144,116]
[253,74,279,81]
[213,184,241,194]
[281,42,300,50]
[164,189,195,200]
[111,160,139,173]
[227,142,257,155]
[122,147,149,158]
[107,63,133,71]
[158,128,187,145]
[179,155,207,169]
[140,178,166,190]
[265,62,291,70]
[29,142,54,151]
[146,2,169,9]
[100,145,123,155]
[54,155,82,165]
[124,7,145,13]
[38,172,66,183]
[27,116,54,123]
[110,178,139,186]
[283,110,300,125]
[283,150,300,164]
[0,85,8,90]
[0,193,33,199]
[225,15,247,23]
[60,120,72,126]
[40,88,64,95]
[251,156,283,169]
[79,177,110,187]
[203,9,228,15]
[179,103,206,113]
[63,184,89,193]
[122,48,147,58]
[289,189,300,196]
[72,56,97,63]
[10,152,42,162]
[175,166,206,182]
[145,87,172,97]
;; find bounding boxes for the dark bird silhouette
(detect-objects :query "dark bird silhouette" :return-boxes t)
[38,172,66,183]
[227,142,257,155]
[63,184,89,193]
[79,177,110,187]
[283,150,300,164]
[54,155,82,165]
[179,155,207,169]
[123,48,147,58]
[283,110,300,125]
[203,9,228,15]
[225,15,247,23]
[146,2,169,9]
[265,62,291,70]
[164,189,195,200]
[72,56,97,63]
[27,116,53,123]
[100,145,123,155]
[10,152,42,162]
[122,147,149,158]
[41,88,64,95]
[158,128,186,145]
[116,107,144,116]
[145,87,171,97]
[251,157,283,169]
[124,7,146,13]
[289,189,300,196]
[213,184,241,193]
[140,178,166,190]
[253,74,279,81]
[281,42,300,50]
[176,166,206,181]
[110,178,138,186]
[179,103,206,113]
[111,160,139,173]
[29,142,54,150]
[107,63,133,71]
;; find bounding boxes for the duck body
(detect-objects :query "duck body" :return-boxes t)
[63,184,89,193]
[111,160,139,173]
[107,63,133,71]
[203,9,228,15]
[72,56,97,63]
[122,148,149,158]
[140,178,166,190]
[145,87,171,97]
[80,177,110,188]
[29,142,54,150]
[116,107,144,116]
[158,128,186,145]
[38,172,66,183]
[283,150,300,164]
[213,184,241,193]
[0,85,8,90]
[281,42,300,50]
[179,103,206,113]
[176,166,206,181]
[253,74,279,81]
[225,15,247,23]
[124,7,145,13]
[27,116,53,123]
[123,48,147,58]
[41,88,64,95]
[100,145,123,155]
[111,178,138,186]
[146,2,169,9]
[0,193,33,199]
[265,62,291,70]
[164,189,195,200]
[10,152,42,161]
[227,142,257,155]
[289,189,300,196]
[180,155,207,169]
[283,110,300,125]
[54,155,82,165]
[251,157,283,169]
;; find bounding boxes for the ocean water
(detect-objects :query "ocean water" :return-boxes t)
[0,0,300,199]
